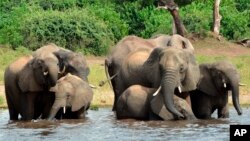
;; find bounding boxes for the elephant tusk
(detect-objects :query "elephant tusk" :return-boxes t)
[63,106,66,114]
[223,83,227,88]
[178,86,182,93]
[239,83,246,86]
[59,66,66,74]
[153,86,161,96]
[43,71,48,76]
[89,84,97,89]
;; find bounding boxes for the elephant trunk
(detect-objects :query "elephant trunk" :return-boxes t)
[48,65,59,87]
[229,76,242,115]
[48,97,66,120]
[161,69,184,119]
[48,106,61,120]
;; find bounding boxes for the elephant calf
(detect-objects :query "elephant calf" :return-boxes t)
[49,73,93,119]
[190,60,242,119]
[116,85,196,120]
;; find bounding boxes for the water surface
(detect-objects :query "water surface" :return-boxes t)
[0,107,249,141]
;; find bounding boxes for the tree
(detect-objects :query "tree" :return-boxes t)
[213,0,221,36]
[158,0,186,36]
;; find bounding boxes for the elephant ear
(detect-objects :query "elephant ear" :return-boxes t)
[53,50,69,73]
[71,82,93,112]
[197,64,218,96]
[150,93,174,120]
[181,50,200,92]
[18,59,43,93]
[145,47,164,65]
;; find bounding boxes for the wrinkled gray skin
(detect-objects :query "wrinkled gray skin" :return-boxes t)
[190,61,242,119]
[54,50,90,82]
[116,47,200,119]
[48,73,93,120]
[33,43,90,82]
[116,85,195,120]
[34,44,90,119]
[4,53,59,120]
[105,34,194,111]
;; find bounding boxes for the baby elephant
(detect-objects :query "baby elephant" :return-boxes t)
[49,73,93,120]
[116,85,195,120]
[190,60,242,119]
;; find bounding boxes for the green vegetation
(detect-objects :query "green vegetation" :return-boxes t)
[0,0,249,55]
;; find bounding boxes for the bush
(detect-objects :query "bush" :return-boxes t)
[84,2,129,42]
[220,0,250,40]
[117,1,172,38]
[23,8,115,55]
[0,3,30,48]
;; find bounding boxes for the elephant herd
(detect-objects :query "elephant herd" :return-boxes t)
[4,34,243,121]
[104,34,242,120]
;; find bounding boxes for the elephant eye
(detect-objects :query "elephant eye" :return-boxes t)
[179,65,185,73]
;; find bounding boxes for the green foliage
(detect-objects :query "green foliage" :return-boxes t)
[181,1,213,37]
[117,1,171,38]
[0,0,249,55]
[23,8,114,55]
[220,0,250,40]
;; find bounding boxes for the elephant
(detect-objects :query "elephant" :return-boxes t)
[190,60,242,119]
[115,47,200,118]
[4,54,59,120]
[105,34,194,111]
[116,85,195,120]
[48,73,93,120]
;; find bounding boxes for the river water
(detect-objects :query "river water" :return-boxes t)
[0,107,249,141]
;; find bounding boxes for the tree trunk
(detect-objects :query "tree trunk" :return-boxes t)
[213,0,221,35]
[158,0,186,36]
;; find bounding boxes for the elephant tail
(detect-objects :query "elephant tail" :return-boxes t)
[99,59,118,87]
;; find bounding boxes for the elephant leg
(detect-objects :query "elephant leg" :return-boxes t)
[40,92,55,119]
[5,92,19,120]
[218,104,229,118]
[76,107,86,119]
[20,93,37,120]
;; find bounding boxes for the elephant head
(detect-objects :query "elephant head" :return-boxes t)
[48,73,93,120]
[149,34,194,52]
[54,50,90,82]
[145,47,200,118]
[18,53,59,92]
[168,34,194,52]
[198,60,242,115]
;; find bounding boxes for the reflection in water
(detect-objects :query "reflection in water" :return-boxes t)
[0,107,249,141]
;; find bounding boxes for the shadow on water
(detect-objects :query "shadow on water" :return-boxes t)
[0,107,249,141]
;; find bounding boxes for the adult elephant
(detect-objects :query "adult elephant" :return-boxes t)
[190,60,242,119]
[116,85,195,120]
[105,34,194,110]
[4,54,59,120]
[116,47,200,118]
[48,73,93,120]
